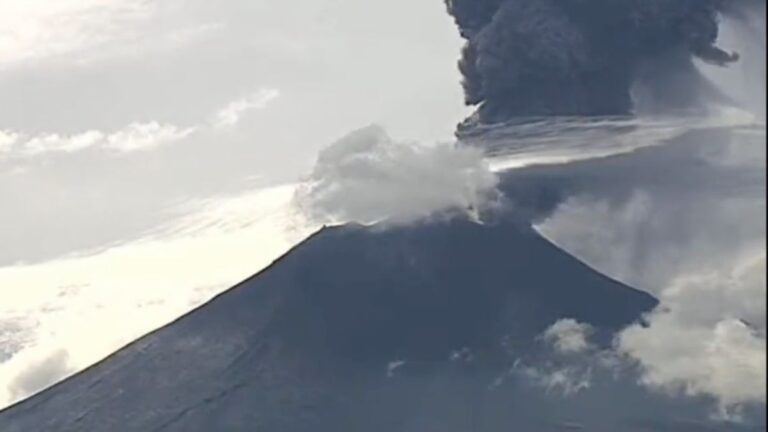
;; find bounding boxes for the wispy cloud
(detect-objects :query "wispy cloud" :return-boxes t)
[0,122,195,159]
[213,89,281,128]
[505,362,592,397]
[102,122,196,152]
[541,319,595,355]
[0,89,285,160]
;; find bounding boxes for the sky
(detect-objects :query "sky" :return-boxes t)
[0,0,765,421]
[0,0,469,265]
[0,0,471,408]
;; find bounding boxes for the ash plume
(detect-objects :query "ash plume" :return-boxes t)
[445,0,743,130]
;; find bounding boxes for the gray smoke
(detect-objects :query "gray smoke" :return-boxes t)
[445,0,745,129]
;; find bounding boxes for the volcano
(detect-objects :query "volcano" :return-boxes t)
[0,217,669,431]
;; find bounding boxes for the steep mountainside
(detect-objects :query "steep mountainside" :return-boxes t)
[0,219,669,432]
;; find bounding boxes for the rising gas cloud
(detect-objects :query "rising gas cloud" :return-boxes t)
[445,0,747,129]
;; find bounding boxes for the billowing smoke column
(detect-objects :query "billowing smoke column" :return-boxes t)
[446,0,743,129]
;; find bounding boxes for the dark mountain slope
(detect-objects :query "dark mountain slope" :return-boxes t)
[0,219,663,431]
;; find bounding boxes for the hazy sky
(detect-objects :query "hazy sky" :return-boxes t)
[0,0,469,265]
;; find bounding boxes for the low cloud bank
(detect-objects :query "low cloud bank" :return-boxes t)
[0,184,312,408]
[528,315,766,420]
[618,253,766,418]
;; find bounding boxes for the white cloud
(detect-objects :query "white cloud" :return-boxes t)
[0,131,18,154]
[537,185,766,416]
[541,319,595,355]
[7,349,74,402]
[618,253,767,417]
[23,130,104,154]
[103,122,196,152]
[0,0,152,67]
[0,122,194,159]
[295,125,499,225]
[516,364,592,397]
[0,184,315,407]
[213,89,281,128]
[1,89,284,160]
[659,253,766,330]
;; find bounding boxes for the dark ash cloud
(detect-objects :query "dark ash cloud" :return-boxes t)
[445,0,742,129]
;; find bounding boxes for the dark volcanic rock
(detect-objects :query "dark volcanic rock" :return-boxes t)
[0,219,664,432]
